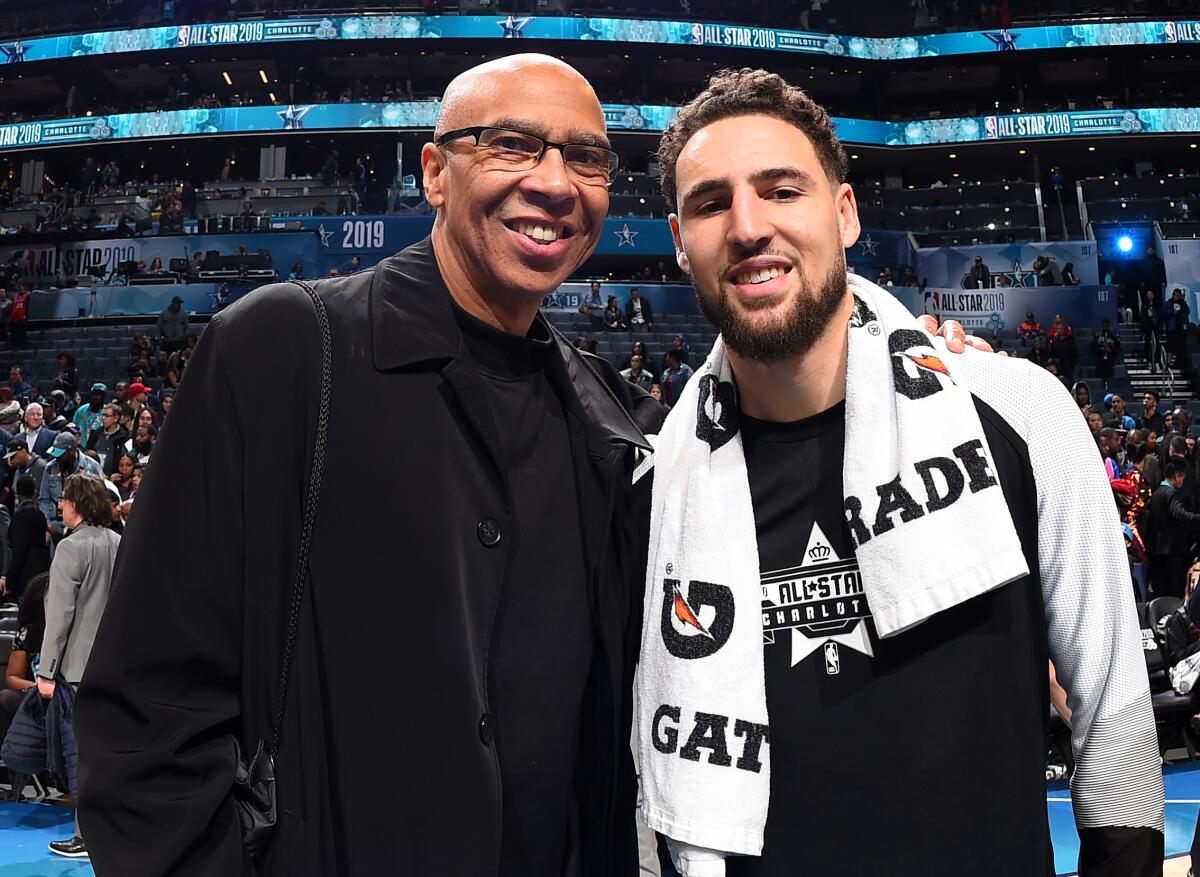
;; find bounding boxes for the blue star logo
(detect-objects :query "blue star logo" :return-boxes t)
[982,29,1019,51]
[316,224,333,247]
[498,15,532,38]
[613,223,638,248]
[277,105,314,130]
[858,234,879,256]
[1,40,27,63]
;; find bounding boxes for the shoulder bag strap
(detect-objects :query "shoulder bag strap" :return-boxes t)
[269,279,332,760]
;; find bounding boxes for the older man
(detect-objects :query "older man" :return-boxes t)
[77,55,971,876]
[21,401,57,458]
[76,54,661,876]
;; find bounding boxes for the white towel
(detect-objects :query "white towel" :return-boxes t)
[635,275,1029,870]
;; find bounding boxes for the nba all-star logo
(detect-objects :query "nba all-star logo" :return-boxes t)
[761,522,873,672]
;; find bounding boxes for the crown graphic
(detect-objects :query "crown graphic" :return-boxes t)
[808,543,831,561]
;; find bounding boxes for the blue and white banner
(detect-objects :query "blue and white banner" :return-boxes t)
[846,230,917,277]
[276,215,678,259]
[4,100,1199,153]
[0,215,683,284]
[1163,239,1200,301]
[895,285,1118,337]
[916,241,1100,288]
[2,15,1198,66]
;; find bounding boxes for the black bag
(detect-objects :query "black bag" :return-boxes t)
[1158,608,1200,667]
[233,280,332,860]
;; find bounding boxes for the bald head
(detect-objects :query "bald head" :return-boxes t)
[436,53,602,138]
[422,52,612,331]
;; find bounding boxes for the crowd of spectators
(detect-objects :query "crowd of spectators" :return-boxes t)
[0,325,184,598]
[1087,388,1200,604]
[575,326,695,411]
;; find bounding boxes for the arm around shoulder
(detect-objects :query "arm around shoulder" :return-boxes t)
[1019,363,1164,873]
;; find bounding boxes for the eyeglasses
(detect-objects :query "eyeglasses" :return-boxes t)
[435,126,619,187]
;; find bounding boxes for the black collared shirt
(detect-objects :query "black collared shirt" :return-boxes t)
[454,303,592,875]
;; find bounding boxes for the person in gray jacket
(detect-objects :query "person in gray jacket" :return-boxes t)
[38,473,121,860]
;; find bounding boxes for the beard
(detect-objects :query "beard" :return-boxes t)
[696,250,849,363]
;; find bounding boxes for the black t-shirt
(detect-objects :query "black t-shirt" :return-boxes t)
[454,305,593,876]
[731,400,1053,877]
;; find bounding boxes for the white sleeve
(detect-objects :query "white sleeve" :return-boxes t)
[977,357,1163,834]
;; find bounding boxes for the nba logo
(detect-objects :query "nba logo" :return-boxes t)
[824,642,840,675]
[177,24,190,47]
[690,23,704,45]
[924,290,941,320]
[984,116,998,139]
[1165,22,1176,43]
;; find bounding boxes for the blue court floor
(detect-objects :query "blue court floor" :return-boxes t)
[4,765,1200,876]
[1049,761,1200,875]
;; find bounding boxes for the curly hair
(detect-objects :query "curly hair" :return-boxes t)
[657,68,848,215]
[61,473,115,527]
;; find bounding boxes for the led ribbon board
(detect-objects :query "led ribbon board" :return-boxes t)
[1,102,1198,153]
[0,15,1197,65]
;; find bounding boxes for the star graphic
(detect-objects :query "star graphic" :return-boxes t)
[613,223,638,248]
[316,224,333,247]
[276,105,314,130]
[982,29,1019,51]
[1,40,27,63]
[497,15,532,38]
[858,234,879,256]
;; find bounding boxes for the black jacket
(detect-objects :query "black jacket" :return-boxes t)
[1150,482,1200,556]
[75,238,664,877]
[6,499,48,598]
[86,425,130,476]
[624,295,654,327]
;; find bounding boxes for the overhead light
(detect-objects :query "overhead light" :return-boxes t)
[1018,149,1026,155]
[1088,146,1096,152]
[222,71,232,86]
[1004,207,1010,212]
[268,92,277,102]
[259,69,269,84]
[948,153,957,159]
[952,172,960,177]
[850,154,859,159]
[1120,201,1127,208]
[987,223,996,230]
[1118,235,1133,252]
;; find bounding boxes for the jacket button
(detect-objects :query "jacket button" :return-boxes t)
[477,518,501,547]
[478,713,492,745]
